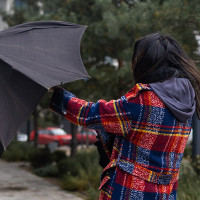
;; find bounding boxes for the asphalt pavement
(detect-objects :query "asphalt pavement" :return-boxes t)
[0,160,83,200]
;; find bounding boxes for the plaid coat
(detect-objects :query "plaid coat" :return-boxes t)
[50,83,192,200]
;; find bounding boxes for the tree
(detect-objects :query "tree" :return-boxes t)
[1,0,200,153]
[3,0,200,97]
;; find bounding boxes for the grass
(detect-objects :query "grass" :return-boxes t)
[1,140,35,161]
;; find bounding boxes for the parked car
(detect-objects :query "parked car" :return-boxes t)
[17,132,28,142]
[30,127,72,146]
[76,127,97,144]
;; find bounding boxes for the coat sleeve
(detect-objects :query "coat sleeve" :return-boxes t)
[49,87,132,137]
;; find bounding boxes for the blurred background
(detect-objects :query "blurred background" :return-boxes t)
[0,0,200,199]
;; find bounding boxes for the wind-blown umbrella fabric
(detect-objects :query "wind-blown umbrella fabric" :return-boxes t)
[0,21,89,150]
[0,21,89,88]
[0,60,46,149]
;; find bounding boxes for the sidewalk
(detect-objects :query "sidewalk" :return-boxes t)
[0,160,83,200]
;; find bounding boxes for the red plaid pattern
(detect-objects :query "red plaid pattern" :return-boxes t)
[50,83,192,200]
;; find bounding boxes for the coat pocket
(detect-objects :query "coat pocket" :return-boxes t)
[117,159,179,185]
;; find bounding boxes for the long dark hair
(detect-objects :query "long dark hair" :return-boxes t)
[131,33,200,118]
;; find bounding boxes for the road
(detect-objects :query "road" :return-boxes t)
[0,160,83,200]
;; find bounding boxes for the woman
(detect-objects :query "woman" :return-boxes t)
[49,33,200,200]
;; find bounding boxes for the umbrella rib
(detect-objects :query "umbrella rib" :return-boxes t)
[0,22,86,38]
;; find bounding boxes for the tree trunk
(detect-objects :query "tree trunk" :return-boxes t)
[70,123,77,157]
[26,119,31,143]
[118,58,123,69]
[192,112,200,158]
[86,129,89,149]
[118,58,124,96]
[33,109,38,148]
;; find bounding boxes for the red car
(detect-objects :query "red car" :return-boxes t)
[76,128,97,144]
[30,127,72,146]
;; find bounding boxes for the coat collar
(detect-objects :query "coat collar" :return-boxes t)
[126,83,151,98]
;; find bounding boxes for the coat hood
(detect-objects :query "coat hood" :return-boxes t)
[149,78,195,122]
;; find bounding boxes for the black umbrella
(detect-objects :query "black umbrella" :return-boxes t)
[0,21,89,153]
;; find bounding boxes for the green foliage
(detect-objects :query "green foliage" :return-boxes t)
[192,155,200,176]
[61,174,89,191]
[112,0,136,7]
[33,164,59,177]
[28,148,101,198]
[87,187,100,200]
[57,157,81,177]
[2,0,200,102]
[52,150,67,163]
[1,140,35,162]
[29,148,54,168]
[183,146,192,159]
[56,159,70,176]
[178,160,200,200]
[60,150,101,193]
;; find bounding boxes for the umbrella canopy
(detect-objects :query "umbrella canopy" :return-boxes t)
[0,21,89,151]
